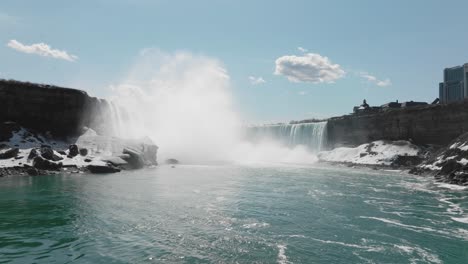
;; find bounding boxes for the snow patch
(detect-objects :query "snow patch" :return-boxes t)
[318,140,420,165]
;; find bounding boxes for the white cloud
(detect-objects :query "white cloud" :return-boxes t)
[248,76,266,85]
[359,72,391,87]
[297,47,308,53]
[274,53,345,83]
[298,91,308,95]
[6,39,78,62]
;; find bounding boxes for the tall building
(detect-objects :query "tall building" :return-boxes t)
[439,63,468,103]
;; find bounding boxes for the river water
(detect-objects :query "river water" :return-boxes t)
[0,164,467,263]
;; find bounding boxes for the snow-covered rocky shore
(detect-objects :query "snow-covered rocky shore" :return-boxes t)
[317,136,468,186]
[410,132,468,185]
[0,122,158,177]
[318,140,424,167]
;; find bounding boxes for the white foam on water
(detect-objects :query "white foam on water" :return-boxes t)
[360,216,468,240]
[435,183,468,191]
[242,222,270,229]
[311,238,384,252]
[393,245,442,264]
[451,216,468,224]
[277,244,289,264]
[438,197,464,215]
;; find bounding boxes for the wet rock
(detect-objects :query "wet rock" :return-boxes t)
[87,164,120,174]
[32,156,62,171]
[79,148,88,156]
[439,159,462,175]
[0,147,19,159]
[408,167,427,175]
[165,158,179,165]
[26,168,39,176]
[40,146,62,161]
[28,148,39,160]
[68,144,79,157]
[57,150,66,155]
[391,155,423,167]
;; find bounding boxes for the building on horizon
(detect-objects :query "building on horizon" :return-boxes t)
[439,63,468,104]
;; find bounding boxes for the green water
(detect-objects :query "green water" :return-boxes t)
[0,164,467,263]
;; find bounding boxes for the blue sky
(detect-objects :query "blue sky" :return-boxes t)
[1,0,468,122]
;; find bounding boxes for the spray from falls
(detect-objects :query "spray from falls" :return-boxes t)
[108,49,327,164]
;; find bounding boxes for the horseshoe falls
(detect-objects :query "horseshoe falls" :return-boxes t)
[246,122,328,152]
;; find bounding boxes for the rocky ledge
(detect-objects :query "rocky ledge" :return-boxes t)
[318,140,427,169]
[318,136,468,186]
[409,132,468,185]
[0,122,158,177]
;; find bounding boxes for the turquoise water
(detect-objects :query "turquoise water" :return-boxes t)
[0,165,467,263]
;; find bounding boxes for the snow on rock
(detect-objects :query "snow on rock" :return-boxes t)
[0,126,107,174]
[0,124,157,176]
[419,132,468,172]
[318,140,422,166]
[411,132,468,185]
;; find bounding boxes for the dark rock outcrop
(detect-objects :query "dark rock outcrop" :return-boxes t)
[0,147,19,159]
[391,155,423,167]
[0,79,116,137]
[40,146,63,161]
[27,149,39,160]
[32,156,62,171]
[68,144,79,157]
[87,164,121,174]
[79,148,88,156]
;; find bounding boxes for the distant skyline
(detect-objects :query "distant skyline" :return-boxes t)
[1,0,468,122]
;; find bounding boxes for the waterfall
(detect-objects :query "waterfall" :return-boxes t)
[246,122,328,152]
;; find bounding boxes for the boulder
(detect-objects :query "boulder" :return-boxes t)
[439,159,462,175]
[391,155,423,167]
[79,148,88,156]
[28,148,39,160]
[40,146,63,161]
[87,164,121,174]
[0,147,19,159]
[32,156,62,171]
[68,144,79,157]
[26,168,39,176]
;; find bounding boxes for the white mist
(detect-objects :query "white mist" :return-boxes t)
[109,49,320,165]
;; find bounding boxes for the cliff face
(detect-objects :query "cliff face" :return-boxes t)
[327,101,468,148]
[0,79,110,137]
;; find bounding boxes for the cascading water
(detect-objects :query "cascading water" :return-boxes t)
[246,122,328,152]
[107,49,325,164]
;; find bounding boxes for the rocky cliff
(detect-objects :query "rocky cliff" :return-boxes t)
[0,79,158,176]
[326,101,468,148]
[0,79,111,137]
